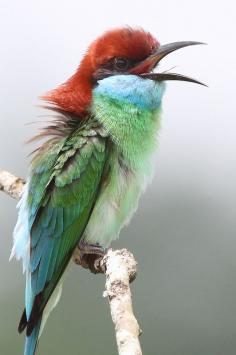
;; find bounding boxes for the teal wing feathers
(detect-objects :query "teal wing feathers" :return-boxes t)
[21,123,109,336]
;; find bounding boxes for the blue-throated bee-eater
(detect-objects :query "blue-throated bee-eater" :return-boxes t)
[11,27,204,355]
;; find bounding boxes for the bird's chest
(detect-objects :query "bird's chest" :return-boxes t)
[84,149,153,247]
[86,81,162,246]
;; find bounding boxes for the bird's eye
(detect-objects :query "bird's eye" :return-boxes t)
[113,57,129,71]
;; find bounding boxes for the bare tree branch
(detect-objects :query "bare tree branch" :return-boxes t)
[103,249,142,355]
[0,168,142,355]
[0,169,25,199]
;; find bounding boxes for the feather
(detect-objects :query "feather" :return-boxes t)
[24,318,41,355]
[13,121,109,354]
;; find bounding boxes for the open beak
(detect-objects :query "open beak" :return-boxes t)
[130,41,206,86]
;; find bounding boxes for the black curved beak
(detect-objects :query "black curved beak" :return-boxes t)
[130,41,206,86]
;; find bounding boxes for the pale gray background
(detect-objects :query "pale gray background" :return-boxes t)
[0,0,235,354]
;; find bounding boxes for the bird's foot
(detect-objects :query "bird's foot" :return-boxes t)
[73,241,107,274]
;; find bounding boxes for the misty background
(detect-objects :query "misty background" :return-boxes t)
[0,0,235,354]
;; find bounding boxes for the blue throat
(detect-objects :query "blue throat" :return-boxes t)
[93,74,165,110]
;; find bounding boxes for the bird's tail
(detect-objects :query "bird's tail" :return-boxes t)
[22,280,63,355]
[24,318,42,355]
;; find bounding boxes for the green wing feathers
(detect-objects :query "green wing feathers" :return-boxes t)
[23,123,108,335]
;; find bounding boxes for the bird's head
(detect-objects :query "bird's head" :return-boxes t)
[43,27,204,117]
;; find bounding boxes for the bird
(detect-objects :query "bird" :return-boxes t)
[10,27,204,355]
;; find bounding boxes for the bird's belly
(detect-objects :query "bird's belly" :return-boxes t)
[83,158,145,248]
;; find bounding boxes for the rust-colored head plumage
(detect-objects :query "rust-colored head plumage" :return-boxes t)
[88,27,158,69]
[42,27,159,117]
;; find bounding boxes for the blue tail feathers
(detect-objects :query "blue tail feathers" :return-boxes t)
[24,320,41,355]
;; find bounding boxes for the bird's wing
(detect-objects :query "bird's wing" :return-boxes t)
[20,124,109,336]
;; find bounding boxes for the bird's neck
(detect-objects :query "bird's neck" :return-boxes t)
[92,75,165,173]
[42,57,94,117]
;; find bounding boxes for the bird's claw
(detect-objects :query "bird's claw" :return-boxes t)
[73,241,107,274]
[93,256,106,274]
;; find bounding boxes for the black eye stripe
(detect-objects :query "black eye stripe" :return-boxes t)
[102,57,134,72]
[113,57,129,70]
[93,57,138,83]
